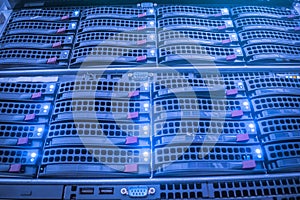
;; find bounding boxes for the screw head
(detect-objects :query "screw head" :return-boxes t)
[120,188,127,195]
[149,187,156,195]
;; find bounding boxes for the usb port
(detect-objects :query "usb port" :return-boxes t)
[79,188,94,194]
[99,187,114,194]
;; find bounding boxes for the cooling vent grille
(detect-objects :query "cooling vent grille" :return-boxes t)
[235,18,299,29]
[246,77,300,91]
[160,182,204,200]
[42,147,145,165]
[158,30,233,44]
[154,98,244,112]
[76,32,148,44]
[211,177,300,198]
[72,47,148,58]
[5,21,74,34]
[154,78,237,91]
[231,6,298,16]
[82,7,149,17]
[53,100,142,114]
[154,120,252,136]
[239,30,300,44]
[58,80,142,94]
[48,122,147,137]
[0,149,38,164]
[252,96,300,112]
[11,9,75,19]
[265,142,300,161]
[160,45,236,56]
[155,145,258,164]
[157,6,224,16]
[79,19,148,29]
[0,82,48,93]
[158,18,227,28]
[0,102,45,115]
[259,118,300,135]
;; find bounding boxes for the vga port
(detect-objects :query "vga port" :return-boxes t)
[128,186,148,198]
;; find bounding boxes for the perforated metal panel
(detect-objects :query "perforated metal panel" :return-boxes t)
[160,182,206,200]
[40,147,151,177]
[154,78,245,98]
[209,177,300,199]
[0,49,70,67]
[157,6,229,18]
[0,34,74,49]
[234,17,300,32]
[0,148,39,177]
[243,44,300,64]
[57,79,150,101]
[4,21,77,35]
[154,145,265,176]
[159,45,244,64]
[251,96,300,119]
[0,82,56,101]
[45,121,150,147]
[48,122,149,138]
[52,99,150,122]
[239,30,300,46]
[155,72,273,81]
[231,6,299,19]
[0,101,51,123]
[158,18,234,31]
[0,124,46,148]
[258,117,300,143]
[78,19,155,33]
[264,142,300,172]
[71,46,156,66]
[154,120,258,146]
[75,32,155,48]
[0,124,45,139]
[10,9,80,22]
[245,77,300,97]
[81,7,154,19]
[154,97,251,120]
[158,30,238,46]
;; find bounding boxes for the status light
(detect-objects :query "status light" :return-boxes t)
[255,149,261,154]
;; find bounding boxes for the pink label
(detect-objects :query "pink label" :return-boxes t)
[287,14,296,18]
[52,41,62,48]
[236,134,250,142]
[128,90,140,97]
[56,27,66,34]
[242,160,256,169]
[137,25,146,31]
[61,15,70,20]
[231,110,244,118]
[17,137,29,145]
[226,89,238,96]
[222,39,231,44]
[24,114,36,121]
[125,136,138,145]
[218,25,226,30]
[124,164,138,172]
[214,13,222,17]
[136,55,147,62]
[138,13,147,18]
[127,112,139,119]
[31,92,42,99]
[137,39,147,45]
[226,54,237,61]
[9,164,22,173]
[47,57,57,64]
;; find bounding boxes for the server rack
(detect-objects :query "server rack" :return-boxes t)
[0,0,300,199]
